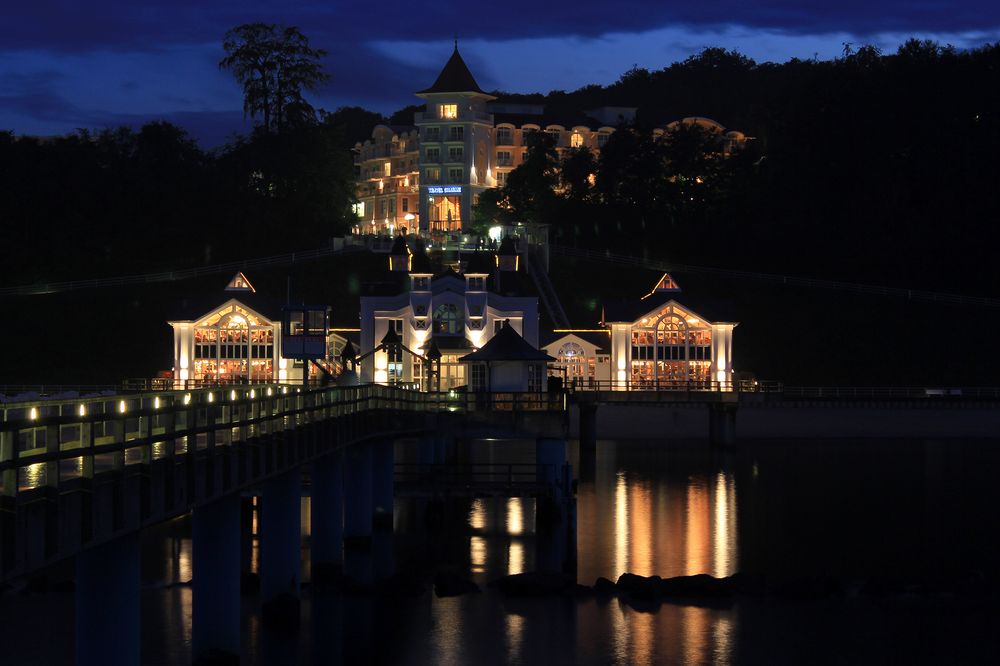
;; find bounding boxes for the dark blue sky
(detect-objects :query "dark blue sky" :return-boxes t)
[2,1,998,146]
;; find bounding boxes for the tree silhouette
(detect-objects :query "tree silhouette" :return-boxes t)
[220,23,329,132]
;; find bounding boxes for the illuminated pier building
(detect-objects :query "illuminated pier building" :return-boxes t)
[544,273,737,389]
[358,237,538,389]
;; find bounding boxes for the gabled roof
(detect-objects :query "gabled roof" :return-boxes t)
[602,294,735,326]
[459,323,554,363]
[167,296,282,325]
[225,271,255,293]
[416,45,487,95]
[541,330,611,353]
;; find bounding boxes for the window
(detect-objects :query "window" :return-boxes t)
[497,150,512,166]
[521,129,535,145]
[389,199,395,214]
[448,146,463,162]
[433,304,463,335]
[570,132,583,148]
[412,356,426,388]
[449,126,464,141]
[412,276,429,291]
[597,132,610,148]
[494,319,506,335]
[440,104,458,119]
[402,198,408,212]
[426,147,440,162]
[470,364,486,391]
[528,364,543,392]
[496,127,512,145]
[448,168,463,183]
[425,127,440,141]
[425,167,441,183]
[467,276,484,291]
[384,162,392,176]
[496,171,507,187]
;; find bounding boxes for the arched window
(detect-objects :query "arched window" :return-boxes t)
[433,303,463,335]
[556,341,594,384]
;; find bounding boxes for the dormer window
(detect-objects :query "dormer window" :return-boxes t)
[440,104,458,119]
[412,276,430,291]
[467,276,485,291]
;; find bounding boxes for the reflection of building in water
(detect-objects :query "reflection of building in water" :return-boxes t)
[600,469,738,580]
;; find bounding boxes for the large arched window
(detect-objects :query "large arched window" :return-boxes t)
[556,341,595,385]
[433,303,463,335]
[630,307,712,387]
[193,305,274,382]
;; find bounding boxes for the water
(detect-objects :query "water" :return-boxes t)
[3,438,1000,664]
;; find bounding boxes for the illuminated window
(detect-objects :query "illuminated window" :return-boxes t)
[448,146,463,161]
[384,162,391,177]
[433,304,463,335]
[440,104,458,119]
[352,202,365,218]
[425,167,441,183]
[570,132,583,148]
[496,127,512,145]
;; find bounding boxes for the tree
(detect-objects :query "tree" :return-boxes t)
[220,23,329,132]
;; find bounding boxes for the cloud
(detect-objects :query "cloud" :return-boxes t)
[2,1,999,53]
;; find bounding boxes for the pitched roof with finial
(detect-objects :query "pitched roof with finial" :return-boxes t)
[416,44,487,95]
[459,321,554,363]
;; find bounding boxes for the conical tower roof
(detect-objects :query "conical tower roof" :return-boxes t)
[417,44,487,95]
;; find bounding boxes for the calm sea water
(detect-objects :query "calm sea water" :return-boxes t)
[3,438,1000,664]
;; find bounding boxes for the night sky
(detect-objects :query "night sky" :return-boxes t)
[2,1,999,146]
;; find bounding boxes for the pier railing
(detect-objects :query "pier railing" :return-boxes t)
[0,384,565,499]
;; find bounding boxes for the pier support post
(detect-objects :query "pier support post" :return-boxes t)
[536,438,568,495]
[536,438,573,573]
[192,494,241,664]
[343,444,373,544]
[372,439,394,529]
[709,403,738,448]
[75,533,140,666]
[311,452,344,581]
[260,470,301,626]
[578,403,598,481]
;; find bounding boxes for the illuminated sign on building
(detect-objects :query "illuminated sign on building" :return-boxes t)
[427,185,462,195]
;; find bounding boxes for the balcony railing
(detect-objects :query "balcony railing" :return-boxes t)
[415,110,494,124]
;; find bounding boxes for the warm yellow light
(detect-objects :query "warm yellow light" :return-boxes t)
[183,393,191,405]
[374,369,388,384]
[29,407,38,420]
[230,390,237,401]
[250,389,256,399]
[78,404,86,417]
[118,400,127,414]
[687,318,700,325]
[282,387,288,395]
[208,393,214,403]
[266,387,272,397]
[154,397,160,409]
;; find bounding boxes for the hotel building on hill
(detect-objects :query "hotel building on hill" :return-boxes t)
[354,46,747,237]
